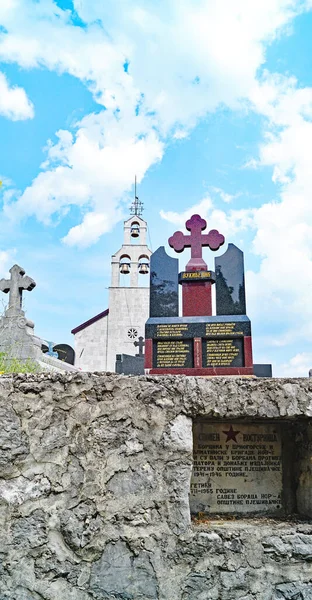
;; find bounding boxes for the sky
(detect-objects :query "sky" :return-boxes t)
[1,0,312,376]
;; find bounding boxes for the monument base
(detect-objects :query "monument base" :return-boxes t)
[145,315,253,375]
[146,367,254,376]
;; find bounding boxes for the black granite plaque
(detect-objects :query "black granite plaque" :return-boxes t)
[215,244,246,316]
[203,337,244,368]
[150,246,179,318]
[153,339,193,368]
[53,344,75,365]
[146,316,251,341]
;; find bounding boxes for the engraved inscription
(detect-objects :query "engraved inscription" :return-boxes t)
[204,338,243,367]
[205,322,244,336]
[182,271,212,279]
[154,339,193,368]
[190,422,283,515]
[156,324,189,338]
[203,337,243,368]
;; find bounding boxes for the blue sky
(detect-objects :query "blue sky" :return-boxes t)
[1,0,312,376]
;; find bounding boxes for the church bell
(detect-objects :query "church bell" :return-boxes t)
[120,262,130,274]
[138,263,149,275]
[119,256,131,274]
[130,222,140,238]
[138,255,149,274]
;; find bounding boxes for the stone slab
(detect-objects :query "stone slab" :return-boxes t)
[215,243,246,315]
[149,246,179,318]
[115,353,145,375]
[254,364,273,378]
[191,421,283,515]
[146,315,252,340]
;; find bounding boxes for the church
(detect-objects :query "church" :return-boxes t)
[71,198,152,372]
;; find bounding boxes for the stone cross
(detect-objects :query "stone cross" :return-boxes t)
[134,336,145,357]
[46,342,58,359]
[0,264,36,312]
[168,214,225,271]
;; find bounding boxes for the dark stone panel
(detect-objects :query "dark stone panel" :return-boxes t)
[149,246,179,318]
[253,364,273,378]
[146,315,252,340]
[215,243,246,315]
[115,354,145,375]
[153,339,193,369]
[202,337,244,368]
[52,344,75,365]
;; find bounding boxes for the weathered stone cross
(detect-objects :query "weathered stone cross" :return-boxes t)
[0,264,36,312]
[134,336,145,357]
[168,214,225,271]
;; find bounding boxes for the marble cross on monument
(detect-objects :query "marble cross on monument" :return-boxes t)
[134,336,145,357]
[168,214,225,271]
[0,264,36,313]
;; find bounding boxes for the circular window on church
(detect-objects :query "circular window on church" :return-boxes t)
[127,328,138,339]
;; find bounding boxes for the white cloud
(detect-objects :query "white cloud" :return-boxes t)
[0,0,310,244]
[4,111,164,245]
[161,62,312,367]
[211,187,239,203]
[239,71,312,352]
[0,248,18,312]
[161,197,255,240]
[1,0,312,375]
[0,249,15,274]
[277,352,312,377]
[0,71,33,120]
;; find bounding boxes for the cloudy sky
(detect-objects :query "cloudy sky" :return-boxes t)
[1,0,312,376]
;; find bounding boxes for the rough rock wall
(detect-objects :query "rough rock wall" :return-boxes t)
[0,373,311,600]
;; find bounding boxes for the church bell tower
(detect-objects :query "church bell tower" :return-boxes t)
[106,189,152,371]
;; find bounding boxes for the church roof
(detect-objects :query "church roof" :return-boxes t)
[71,308,109,335]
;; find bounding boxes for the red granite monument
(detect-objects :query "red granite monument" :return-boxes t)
[145,214,253,375]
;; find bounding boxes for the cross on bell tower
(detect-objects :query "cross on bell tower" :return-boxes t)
[130,175,144,217]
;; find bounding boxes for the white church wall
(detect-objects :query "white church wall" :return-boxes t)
[74,314,108,372]
[106,287,149,372]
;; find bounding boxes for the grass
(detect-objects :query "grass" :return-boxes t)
[0,352,41,374]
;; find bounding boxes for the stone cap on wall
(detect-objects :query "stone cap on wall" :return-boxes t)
[1,372,311,419]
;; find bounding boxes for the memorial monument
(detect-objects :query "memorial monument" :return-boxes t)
[145,214,253,375]
[0,264,77,372]
[0,264,43,361]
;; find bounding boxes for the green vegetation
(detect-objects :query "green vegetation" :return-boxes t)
[0,352,41,374]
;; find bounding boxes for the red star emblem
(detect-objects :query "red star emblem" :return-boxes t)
[223,425,240,443]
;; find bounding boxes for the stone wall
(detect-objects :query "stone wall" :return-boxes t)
[0,373,311,600]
